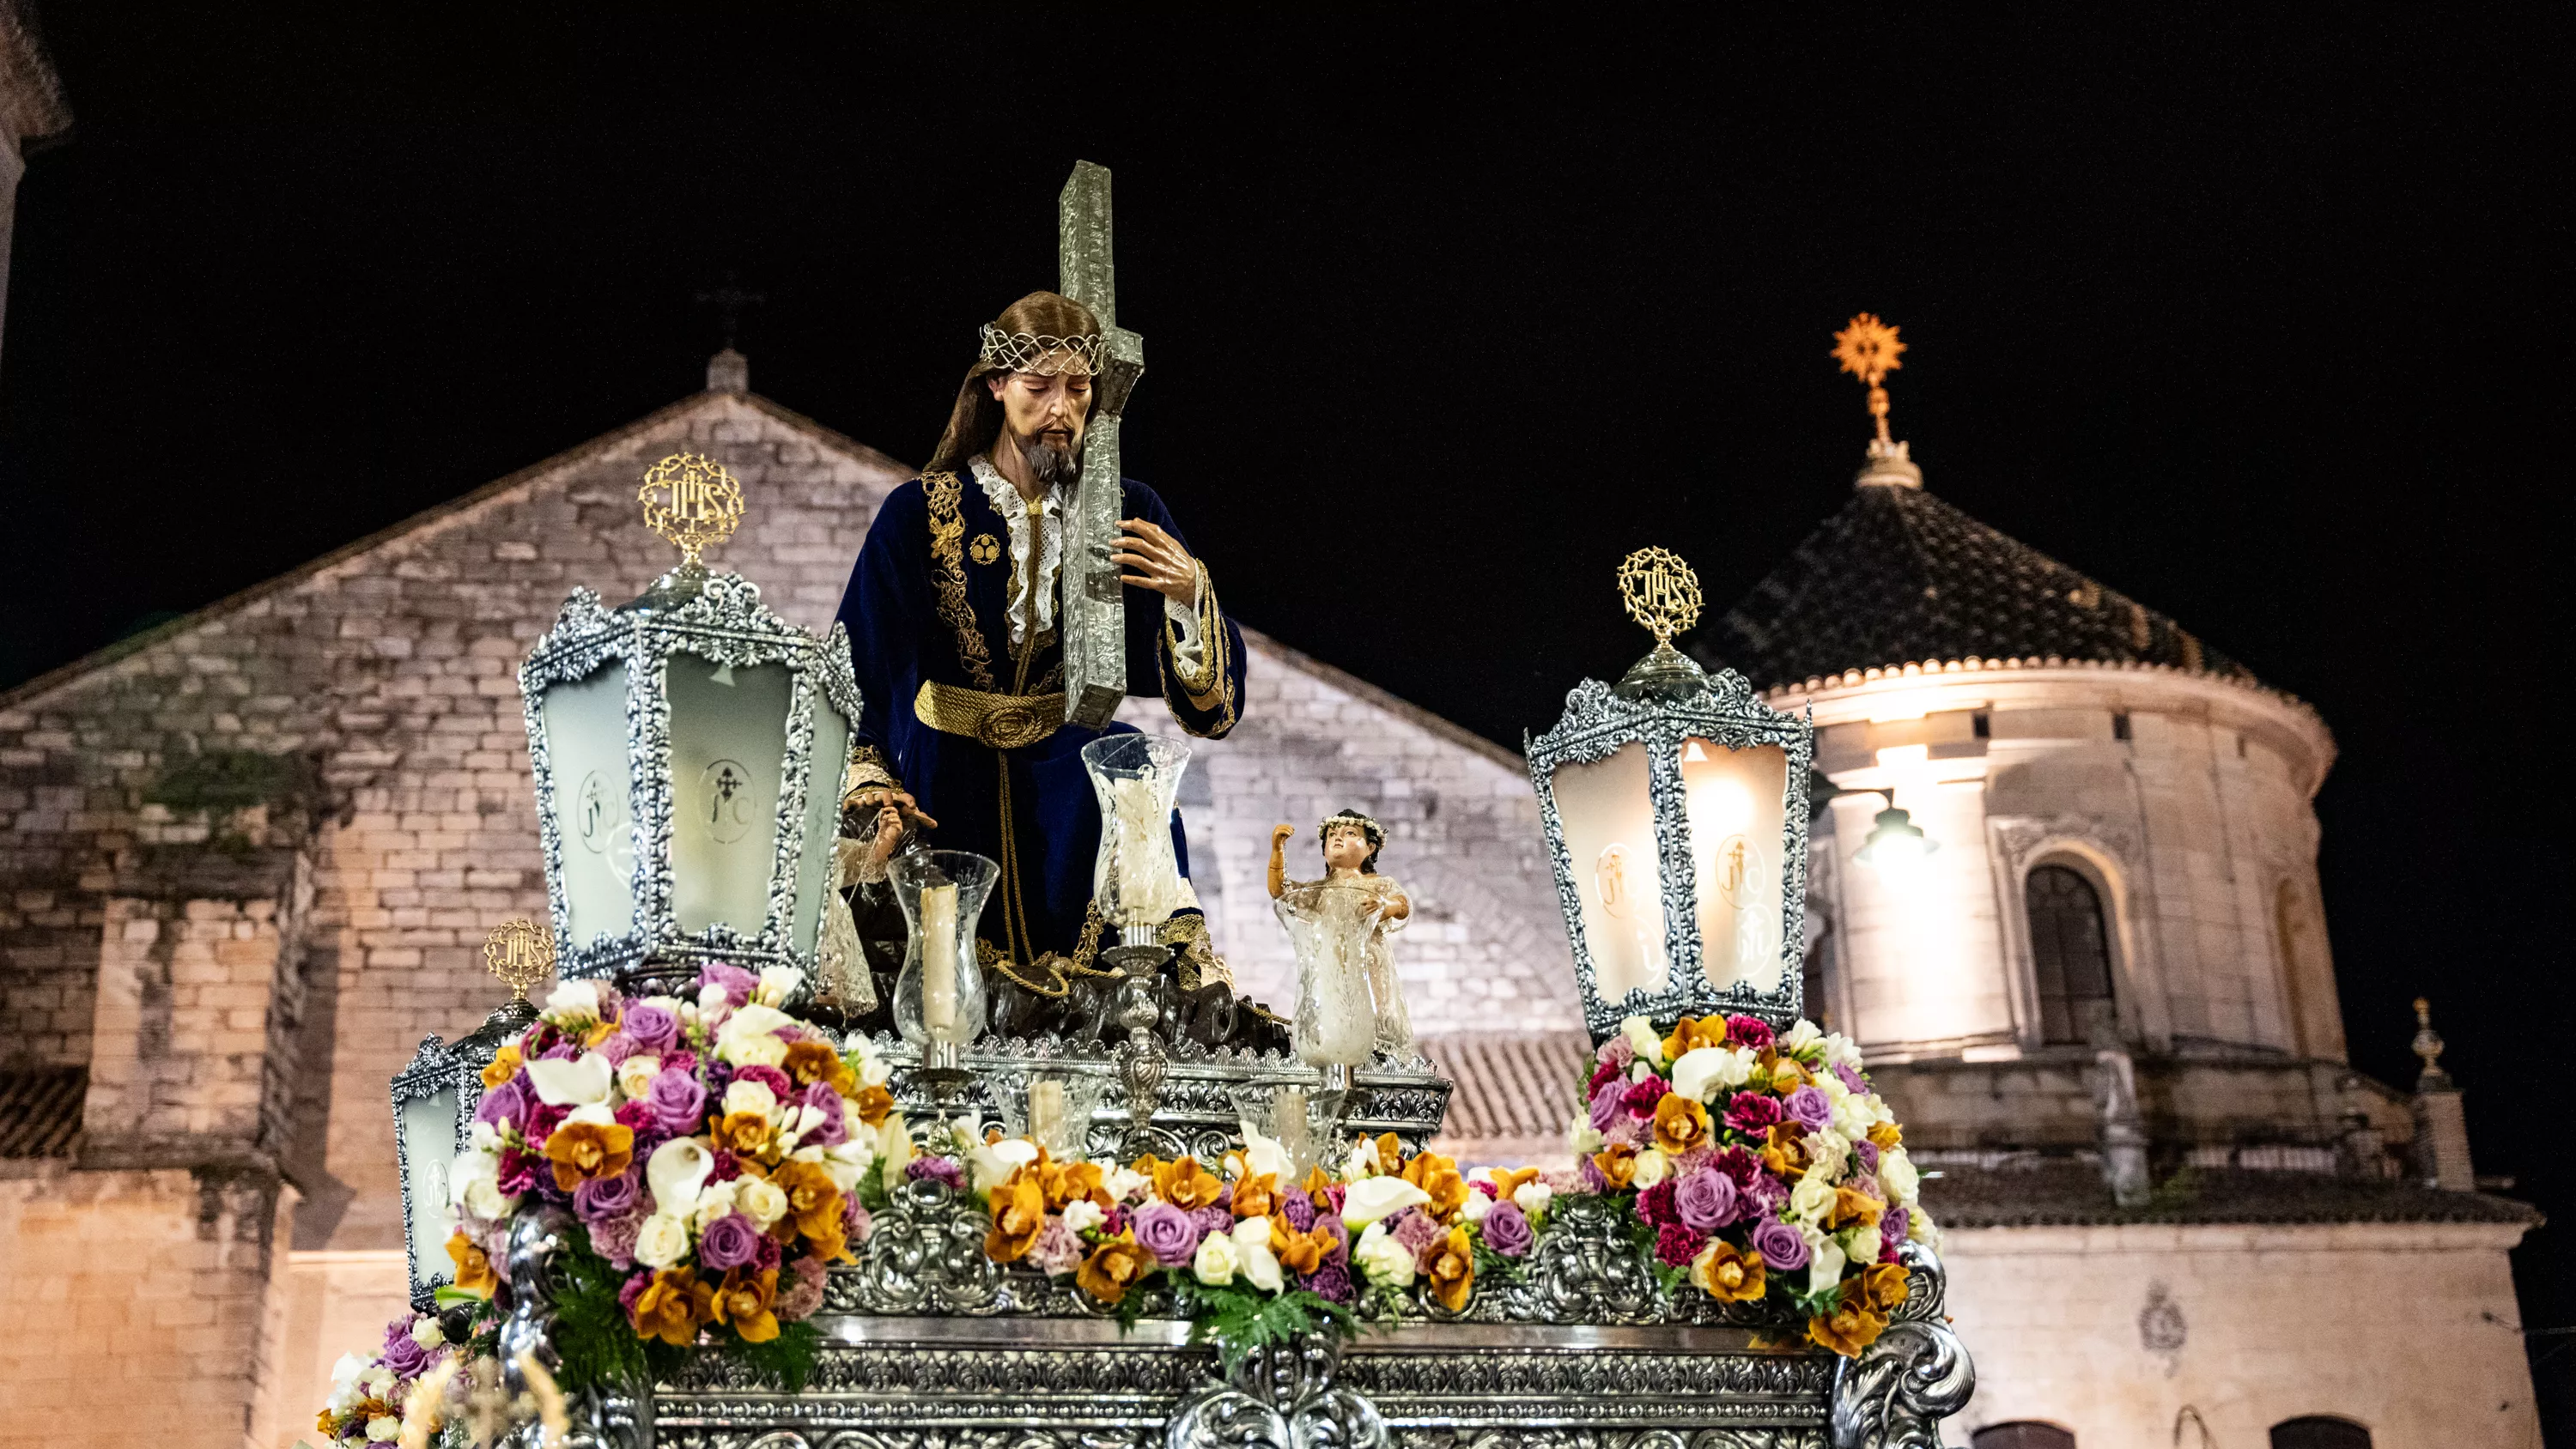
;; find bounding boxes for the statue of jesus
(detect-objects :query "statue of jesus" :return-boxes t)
[834,291,1246,979]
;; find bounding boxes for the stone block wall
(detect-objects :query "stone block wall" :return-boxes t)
[0,1163,295,1449]
[1941,1219,2541,1447]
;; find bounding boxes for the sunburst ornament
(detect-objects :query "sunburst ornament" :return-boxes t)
[1832,313,1908,444]
[1616,546,1704,647]
[638,452,746,567]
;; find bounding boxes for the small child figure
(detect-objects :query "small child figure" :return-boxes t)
[1268,809,1414,1060]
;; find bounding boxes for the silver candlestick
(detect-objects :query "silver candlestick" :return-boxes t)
[1100,924,1170,1152]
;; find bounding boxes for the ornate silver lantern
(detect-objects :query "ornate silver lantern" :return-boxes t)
[519,455,862,992]
[1526,548,1815,1040]
[388,921,546,1309]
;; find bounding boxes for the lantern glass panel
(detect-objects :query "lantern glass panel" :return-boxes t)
[1550,741,1671,1000]
[398,1084,458,1294]
[787,700,852,955]
[1680,737,1788,992]
[666,655,792,937]
[541,660,636,947]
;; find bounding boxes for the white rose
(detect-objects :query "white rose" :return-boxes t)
[1832,1090,1878,1140]
[1192,1229,1241,1286]
[1568,1120,1604,1154]
[615,1054,662,1100]
[690,1178,742,1231]
[647,1137,714,1220]
[1513,1181,1554,1218]
[1789,1172,1836,1224]
[1670,1046,1753,1103]
[633,1212,690,1270]
[723,1078,779,1119]
[1352,1222,1418,1288]
[410,1316,446,1350]
[1879,1148,1919,1207]
[543,979,602,1022]
[756,966,804,1006]
[736,1177,789,1232]
[1802,1226,1847,1296]
[1781,1019,1824,1052]
[1234,1216,1286,1293]
[1619,1016,1664,1068]
[449,1148,515,1221]
[1822,1033,1865,1072]
[1908,1206,1941,1251]
[361,1365,395,1397]
[524,1052,613,1107]
[1061,1199,1106,1235]
[1340,1174,1432,1229]
[714,1004,796,1069]
[1842,1223,1882,1266]
[366,1416,401,1443]
[466,1119,501,1152]
[1461,1190,1496,1223]
[1630,1148,1671,1189]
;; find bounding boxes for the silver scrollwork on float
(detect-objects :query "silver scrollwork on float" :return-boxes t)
[519,571,864,994]
[1525,665,1815,1042]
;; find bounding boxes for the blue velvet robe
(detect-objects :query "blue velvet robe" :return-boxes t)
[834,470,1246,963]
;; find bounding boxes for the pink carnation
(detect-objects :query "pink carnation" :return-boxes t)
[1030,1220,1084,1276]
[773,1258,828,1322]
[1620,1075,1669,1119]
[1601,1036,1636,1070]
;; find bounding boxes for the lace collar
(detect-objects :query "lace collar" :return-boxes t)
[967,455,1066,649]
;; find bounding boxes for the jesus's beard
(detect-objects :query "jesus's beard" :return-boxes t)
[1012,427,1081,488]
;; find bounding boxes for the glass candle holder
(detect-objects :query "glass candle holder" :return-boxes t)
[1080,733,1193,935]
[1276,880,1388,1069]
[1027,1071,1109,1160]
[890,850,999,1052]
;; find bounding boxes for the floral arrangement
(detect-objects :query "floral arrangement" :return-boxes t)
[442,962,902,1389]
[312,1310,477,1447]
[1568,1013,1935,1356]
[944,1117,1564,1368]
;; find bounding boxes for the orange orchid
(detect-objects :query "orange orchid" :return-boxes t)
[1692,1240,1767,1303]
[1424,1226,1477,1312]
[1808,1284,1891,1358]
[1301,1165,1337,1210]
[1662,1015,1727,1064]
[629,1267,707,1345]
[782,1040,844,1088]
[1861,1261,1911,1313]
[1867,1120,1903,1151]
[1042,1159,1114,1212]
[1270,1219,1338,1276]
[1590,1142,1639,1190]
[1759,1123,1810,1181]
[709,1265,781,1343]
[1488,1166,1541,1201]
[852,1085,895,1128]
[1652,1093,1712,1155]
[1400,1151,1470,1221]
[714,1110,770,1159]
[1827,1185,1887,1232]
[543,1119,634,1191]
[1231,1172,1280,1222]
[1370,1132,1406,1175]
[446,1231,496,1299]
[480,1044,522,1090]
[985,1169,1048,1263]
[1153,1155,1225,1211]
[1075,1236,1157,1306]
[771,1159,844,1245]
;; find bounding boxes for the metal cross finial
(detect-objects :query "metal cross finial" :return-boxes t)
[1833,312,1908,446]
[696,273,765,350]
[2411,996,2447,1076]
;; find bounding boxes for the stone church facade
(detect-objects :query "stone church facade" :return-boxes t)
[0,357,2543,1446]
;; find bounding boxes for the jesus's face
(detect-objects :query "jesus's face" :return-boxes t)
[987,367,1093,487]
[1323,824,1373,873]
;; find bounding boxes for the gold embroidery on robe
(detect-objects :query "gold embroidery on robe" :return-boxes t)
[924,471,997,691]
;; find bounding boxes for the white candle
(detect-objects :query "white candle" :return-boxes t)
[1275,1087,1310,1175]
[920,882,958,1040]
[1108,774,1179,923]
[1029,1079,1068,1149]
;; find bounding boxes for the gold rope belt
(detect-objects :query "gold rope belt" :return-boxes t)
[914,680,1066,751]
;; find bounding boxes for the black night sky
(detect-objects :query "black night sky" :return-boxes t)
[3,6,2568,1410]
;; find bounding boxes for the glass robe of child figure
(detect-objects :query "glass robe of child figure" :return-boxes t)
[1267,809,1414,1066]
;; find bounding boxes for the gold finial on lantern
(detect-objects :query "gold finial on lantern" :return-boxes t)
[2410,996,2447,1077]
[1616,547,1704,648]
[637,452,746,567]
[483,919,556,1003]
[1832,312,1908,446]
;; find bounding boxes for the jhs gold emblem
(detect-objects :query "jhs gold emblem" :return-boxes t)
[969,533,1001,566]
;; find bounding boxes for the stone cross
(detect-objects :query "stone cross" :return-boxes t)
[1056,161,1147,729]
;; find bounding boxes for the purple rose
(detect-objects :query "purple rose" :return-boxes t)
[1880,1203,1911,1253]
[379,1317,429,1378]
[540,1040,581,1061]
[1589,1080,1625,1131]
[906,1157,965,1190]
[1314,1216,1351,1266]
[474,1078,527,1130]
[1579,1155,1609,1193]
[1782,1086,1833,1132]
[1303,1262,1355,1305]
[1833,1061,1868,1096]
[733,1064,793,1101]
[1750,1217,1809,1271]
[1190,1206,1234,1240]
[699,963,757,1008]
[574,1168,641,1223]
[1280,1193,1317,1233]
[622,1003,680,1054]
[1673,1169,1738,1234]
[1132,1203,1203,1266]
[697,1211,762,1270]
[644,1069,709,1135]
[1479,1200,1534,1258]
[596,1032,639,1065]
[1854,1139,1880,1173]
[794,1082,848,1147]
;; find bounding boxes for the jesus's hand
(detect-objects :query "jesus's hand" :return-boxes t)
[1113,518,1200,607]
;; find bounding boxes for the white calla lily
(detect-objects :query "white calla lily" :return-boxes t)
[523,1052,613,1107]
[1340,1174,1432,1229]
[647,1136,714,1220]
